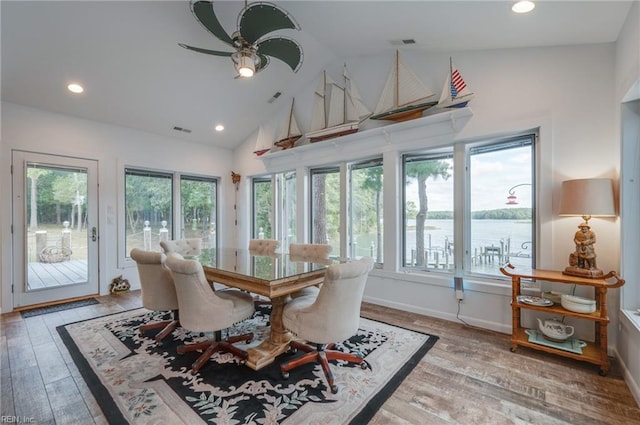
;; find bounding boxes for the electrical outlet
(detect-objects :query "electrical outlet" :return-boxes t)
[456,289,464,300]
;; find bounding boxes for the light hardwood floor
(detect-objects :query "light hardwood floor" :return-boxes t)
[1,291,639,424]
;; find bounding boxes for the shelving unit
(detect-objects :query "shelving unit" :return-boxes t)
[500,264,625,375]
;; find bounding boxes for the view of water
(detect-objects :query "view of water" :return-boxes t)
[405,219,533,270]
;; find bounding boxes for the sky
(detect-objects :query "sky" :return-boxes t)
[406,145,533,212]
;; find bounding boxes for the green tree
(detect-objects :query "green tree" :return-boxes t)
[406,160,450,266]
[27,167,50,229]
[361,165,383,262]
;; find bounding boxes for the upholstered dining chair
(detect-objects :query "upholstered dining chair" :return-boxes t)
[288,243,333,299]
[130,248,181,345]
[165,255,255,374]
[248,239,280,256]
[160,238,202,259]
[280,257,374,393]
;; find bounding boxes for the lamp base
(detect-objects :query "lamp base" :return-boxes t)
[563,266,604,279]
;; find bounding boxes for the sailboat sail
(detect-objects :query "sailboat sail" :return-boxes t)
[370,51,437,122]
[437,58,474,109]
[306,66,371,143]
[253,125,271,156]
[274,99,302,149]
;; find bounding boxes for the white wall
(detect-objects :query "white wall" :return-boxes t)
[616,0,640,406]
[0,102,235,313]
[233,43,620,340]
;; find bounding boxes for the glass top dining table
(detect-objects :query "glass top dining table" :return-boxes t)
[199,248,333,370]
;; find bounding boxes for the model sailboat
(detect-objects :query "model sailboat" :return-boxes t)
[369,51,437,122]
[305,66,371,143]
[273,99,302,150]
[436,58,474,109]
[253,126,271,157]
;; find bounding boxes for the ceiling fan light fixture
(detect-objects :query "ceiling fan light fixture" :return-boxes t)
[233,49,257,78]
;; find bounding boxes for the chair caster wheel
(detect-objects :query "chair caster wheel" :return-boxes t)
[360,361,368,370]
[330,385,338,394]
[282,371,289,379]
[246,339,253,344]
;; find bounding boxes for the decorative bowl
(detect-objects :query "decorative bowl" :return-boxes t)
[561,294,596,314]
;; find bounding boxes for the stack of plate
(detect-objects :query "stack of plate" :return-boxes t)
[561,294,596,313]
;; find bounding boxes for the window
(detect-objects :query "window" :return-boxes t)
[125,168,173,255]
[252,177,273,239]
[310,166,340,253]
[251,171,295,251]
[349,158,384,262]
[402,133,535,277]
[180,175,218,265]
[403,151,454,270]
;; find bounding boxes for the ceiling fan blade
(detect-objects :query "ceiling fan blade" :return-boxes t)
[178,43,233,57]
[256,37,303,73]
[191,0,233,46]
[239,2,300,46]
[256,54,270,73]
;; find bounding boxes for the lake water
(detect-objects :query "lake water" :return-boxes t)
[405,219,533,270]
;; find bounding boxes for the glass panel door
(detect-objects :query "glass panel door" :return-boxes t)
[12,151,99,308]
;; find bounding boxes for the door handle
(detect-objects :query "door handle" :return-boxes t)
[91,227,97,242]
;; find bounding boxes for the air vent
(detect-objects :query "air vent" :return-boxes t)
[389,39,416,46]
[267,91,282,104]
[172,126,192,134]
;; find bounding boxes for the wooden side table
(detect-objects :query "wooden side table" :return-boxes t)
[500,264,625,375]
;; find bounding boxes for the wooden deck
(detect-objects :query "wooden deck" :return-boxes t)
[27,260,88,290]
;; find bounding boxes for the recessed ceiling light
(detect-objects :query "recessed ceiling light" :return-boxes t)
[67,83,84,94]
[215,124,224,132]
[512,0,535,13]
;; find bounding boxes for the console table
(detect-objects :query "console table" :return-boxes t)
[500,264,625,375]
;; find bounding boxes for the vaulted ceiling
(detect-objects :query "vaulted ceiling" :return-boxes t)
[1,1,633,150]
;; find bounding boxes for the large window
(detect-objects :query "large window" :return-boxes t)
[310,166,340,253]
[349,158,384,262]
[125,169,173,255]
[251,171,295,251]
[180,175,218,264]
[402,133,535,277]
[403,151,454,270]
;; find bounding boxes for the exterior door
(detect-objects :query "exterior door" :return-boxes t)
[12,151,99,308]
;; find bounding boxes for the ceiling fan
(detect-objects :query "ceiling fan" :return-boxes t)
[179,0,303,78]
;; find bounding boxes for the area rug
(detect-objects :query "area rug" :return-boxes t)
[58,306,438,424]
[21,297,99,318]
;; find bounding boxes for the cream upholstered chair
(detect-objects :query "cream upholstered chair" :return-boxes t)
[130,248,181,345]
[160,238,202,258]
[288,243,333,299]
[289,243,332,263]
[248,239,280,256]
[165,255,255,374]
[280,257,374,393]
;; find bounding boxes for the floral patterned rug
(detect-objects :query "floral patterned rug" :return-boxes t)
[57,306,437,424]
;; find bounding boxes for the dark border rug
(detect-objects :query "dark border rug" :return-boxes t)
[58,307,438,424]
[21,298,99,318]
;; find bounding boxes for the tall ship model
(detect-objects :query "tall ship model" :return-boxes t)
[273,99,302,150]
[369,51,437,122]
[305,65,371,143]
[436,57,474,109]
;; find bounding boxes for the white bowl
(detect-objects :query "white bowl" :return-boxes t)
[561,294,596,314]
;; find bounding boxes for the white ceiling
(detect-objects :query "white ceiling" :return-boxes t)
[1,1,633,150]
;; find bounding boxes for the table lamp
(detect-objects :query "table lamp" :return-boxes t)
[558,178,616,278]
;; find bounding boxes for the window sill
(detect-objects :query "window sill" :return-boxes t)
[622,309,640,333]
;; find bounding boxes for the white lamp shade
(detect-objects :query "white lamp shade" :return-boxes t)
[558,178,616,217]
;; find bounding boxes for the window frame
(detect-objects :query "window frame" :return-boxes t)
[401,132,537,279]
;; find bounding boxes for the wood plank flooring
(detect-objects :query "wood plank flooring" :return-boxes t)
[1,291,638,424]
[28,260,88,289]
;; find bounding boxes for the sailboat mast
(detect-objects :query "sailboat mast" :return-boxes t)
[395,50,399,108]
[287,99,294,138]
[343,64,347,123]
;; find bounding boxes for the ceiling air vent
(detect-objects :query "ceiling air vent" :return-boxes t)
[389,39,416,46]
[268,91,282,104]
[172,126,192,134]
